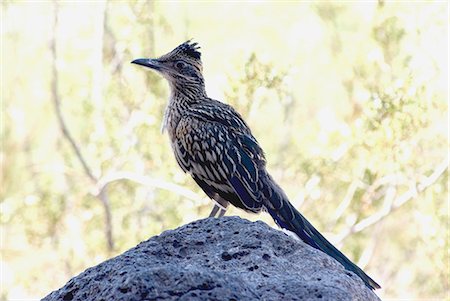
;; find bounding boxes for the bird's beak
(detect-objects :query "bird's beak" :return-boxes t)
[131,58,162,71]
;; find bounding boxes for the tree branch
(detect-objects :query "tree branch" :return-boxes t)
[50,7,96,183]
[95,171,203,202]
[331,179,360,224]
[51,0,114,252]
[335,159,448,244]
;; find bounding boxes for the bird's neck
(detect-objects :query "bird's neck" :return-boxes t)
[169,78,207,101]
[162,80,207,139]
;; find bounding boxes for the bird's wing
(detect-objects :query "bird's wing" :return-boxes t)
[174,104,265,212]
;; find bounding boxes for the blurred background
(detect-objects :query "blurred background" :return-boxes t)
[1,1,448,300]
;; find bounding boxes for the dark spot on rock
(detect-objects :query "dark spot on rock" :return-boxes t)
[234,231,239,234]
[201,278,213,290]
[172,240,181,248]
[62,291,73,301]
[168,290,182,297]
[317,278,321,281]
[140,291,148,298]
[317,294,323,298]
[118,286,129,293]
[221,251,232,261]
[232,250,249,259]
[195,241,204,245]
[262,254,270,260]
[178,247,187,257]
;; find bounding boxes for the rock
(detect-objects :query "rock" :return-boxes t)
[42,216,380,301]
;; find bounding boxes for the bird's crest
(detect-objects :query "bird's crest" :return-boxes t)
[177,40,201,60]
[159,40,202,62]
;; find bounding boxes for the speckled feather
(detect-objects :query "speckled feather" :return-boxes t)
[174,100,267,212]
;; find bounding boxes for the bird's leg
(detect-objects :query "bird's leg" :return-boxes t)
[217,207,227,218]
[208,197,229,218]
[209,205,220,217]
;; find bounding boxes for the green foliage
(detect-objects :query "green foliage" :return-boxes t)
[1,1,448,300]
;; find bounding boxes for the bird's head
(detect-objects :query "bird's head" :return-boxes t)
[132,40,204,91]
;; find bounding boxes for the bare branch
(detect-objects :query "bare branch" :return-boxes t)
[51,0,113,252]
[50,4,96,183]
[361,173,403,204]
[335,159,448,244]
[95,171,204,202]
[357,232,377,269]
[97,187,114,251]
[332,180,360,223]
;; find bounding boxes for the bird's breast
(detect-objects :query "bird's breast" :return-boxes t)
[162,105,183,142]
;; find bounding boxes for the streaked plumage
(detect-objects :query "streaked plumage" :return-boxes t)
[132,40,381,290]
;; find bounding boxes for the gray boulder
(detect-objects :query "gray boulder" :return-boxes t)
[42,216,380,301]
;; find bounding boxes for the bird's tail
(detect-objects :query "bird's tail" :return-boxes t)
[264,181,381,290]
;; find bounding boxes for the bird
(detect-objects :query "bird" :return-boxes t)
[131,40,381,290]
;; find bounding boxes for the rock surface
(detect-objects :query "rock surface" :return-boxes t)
[43,216,380,301]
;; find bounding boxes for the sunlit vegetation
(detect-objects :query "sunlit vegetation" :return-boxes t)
[1,1,448,300]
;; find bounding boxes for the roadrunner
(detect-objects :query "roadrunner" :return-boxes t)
[132,41,381,290]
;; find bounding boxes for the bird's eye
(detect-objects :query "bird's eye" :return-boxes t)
[175,61,186,69]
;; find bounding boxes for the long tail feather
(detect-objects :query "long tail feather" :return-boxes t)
[265,195,381,290]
